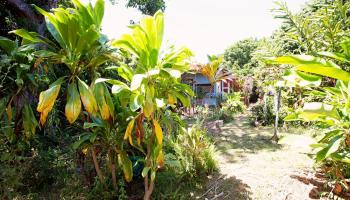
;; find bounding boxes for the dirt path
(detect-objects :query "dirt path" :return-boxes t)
[206,115,317,200]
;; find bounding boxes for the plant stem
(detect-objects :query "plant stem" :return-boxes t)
[91,147,105,184]
[110,151,117,191]
[144,123,156,200]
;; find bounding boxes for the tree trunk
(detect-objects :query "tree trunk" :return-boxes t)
[7,0,59,35]
[272,88,281,142]
[143,176,154,200]
[109,151,117,191]
[144,128,155,200]
[91,147,104,184]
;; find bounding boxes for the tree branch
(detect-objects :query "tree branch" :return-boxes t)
[7,0,58,35]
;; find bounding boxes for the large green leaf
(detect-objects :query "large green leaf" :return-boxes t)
[0,36,16,54]
[319,129,343,143]
[316,135,343,162]
[95,78,130,94]
[65,82,82,124]
[299,102,340,121]
[22,104,39,137]
[93,82,113,120]
[72,132,95,150]
[130,93,143,112]
[296,65,350,82]
[282,69,321,87]
[330,152,350,164]
[78,78,98,115]
[93,0,105,28]
[130,74,146,91]
[118,151,133,182]
[173,91,190,107]
[10,29,48,45]
[318,51,350,64]
[272,55,350,82]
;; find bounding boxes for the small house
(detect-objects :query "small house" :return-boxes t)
[182,64,238,106]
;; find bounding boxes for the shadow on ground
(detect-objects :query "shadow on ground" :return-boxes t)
[290,172,350,199]
[210,116,282,163]
[196,173,253,200]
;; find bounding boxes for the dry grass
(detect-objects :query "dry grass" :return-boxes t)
[198,115,320,200]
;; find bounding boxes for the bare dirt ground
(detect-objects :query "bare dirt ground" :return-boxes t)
[199,115,320,200]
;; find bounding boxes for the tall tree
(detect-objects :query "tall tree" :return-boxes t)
[126,0,165,15]
[222,38,259,76]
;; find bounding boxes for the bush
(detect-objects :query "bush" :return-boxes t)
[194,105,210,124]
[221,92,246,114]
[249,95,288,126]
[194,93,245,123]
[171,125,217,177]
[218,92,246,122]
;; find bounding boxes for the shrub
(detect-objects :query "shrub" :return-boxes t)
[171,125,217,177]
[249,95,288,126]
[194,105,210,124]
[218,92,246,122]
[221,92,246,114]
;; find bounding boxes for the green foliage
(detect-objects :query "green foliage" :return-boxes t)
[171,125,217,177]
[199,55,223,86]
[221,92,246,115]
[107,11,194,199]
[273,36,350,188]
[249,94,289,126]
[273,0,350,54]
[0,1,214,199]
[11,0,113,125]
[222,38,259,76]
[127,0,165,15]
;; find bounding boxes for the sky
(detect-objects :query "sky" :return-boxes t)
[99,0,309,63]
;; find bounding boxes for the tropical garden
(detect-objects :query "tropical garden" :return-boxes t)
[1,0,350,199]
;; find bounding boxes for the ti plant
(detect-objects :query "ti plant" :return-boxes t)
[100,11,194,200]
[72,82,133,191]
[11,0,113,125]
[272,39,350,173]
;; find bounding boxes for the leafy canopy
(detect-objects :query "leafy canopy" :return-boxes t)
[222,38,259,76]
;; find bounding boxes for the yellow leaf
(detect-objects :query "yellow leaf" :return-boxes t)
[168,94,176,105]
[37,81,61,125]
[143,100,153,118]
[39,108,50,125]
[153,119,162,145]
[82,148,88,155]
[34,57,42,69]
[124,119,135,145]
[93,83,111,120]
[100,103,110,120]
[65,82,82,124]
[157,149,164,168]
[37,84,60,113]
[6,101,12,121]
[78,78,98,115]
[118,152,133,182]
